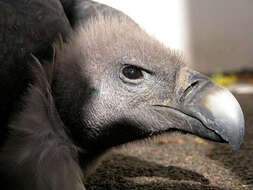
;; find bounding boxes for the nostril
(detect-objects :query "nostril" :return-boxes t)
[180,81,200,102]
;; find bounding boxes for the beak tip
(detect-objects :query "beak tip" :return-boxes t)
[229,118,245,152]
[205,86,245,151]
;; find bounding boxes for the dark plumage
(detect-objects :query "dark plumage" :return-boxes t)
[0,0,245,189]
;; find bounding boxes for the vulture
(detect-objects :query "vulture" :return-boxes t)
[0,0,245,189]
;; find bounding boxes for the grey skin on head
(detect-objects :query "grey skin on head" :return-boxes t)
[0,0,244,190]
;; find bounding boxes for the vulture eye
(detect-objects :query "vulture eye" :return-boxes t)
[122,65,143,80]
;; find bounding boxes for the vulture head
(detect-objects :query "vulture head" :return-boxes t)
[52,15,244,156]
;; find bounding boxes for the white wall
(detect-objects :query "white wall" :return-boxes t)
[96,0,187,50]
[96,0,253,73]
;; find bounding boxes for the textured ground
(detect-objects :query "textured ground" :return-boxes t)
[85,93,253,190]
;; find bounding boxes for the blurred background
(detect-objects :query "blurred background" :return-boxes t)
[97,0,253,93]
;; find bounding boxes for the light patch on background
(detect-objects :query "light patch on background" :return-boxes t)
[96,0,187,51]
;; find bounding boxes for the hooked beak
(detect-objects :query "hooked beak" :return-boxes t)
[154,67,245,152]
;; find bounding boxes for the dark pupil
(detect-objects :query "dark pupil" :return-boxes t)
[123,66,143,80]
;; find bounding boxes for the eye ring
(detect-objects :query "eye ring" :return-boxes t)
[119,65,145,85]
